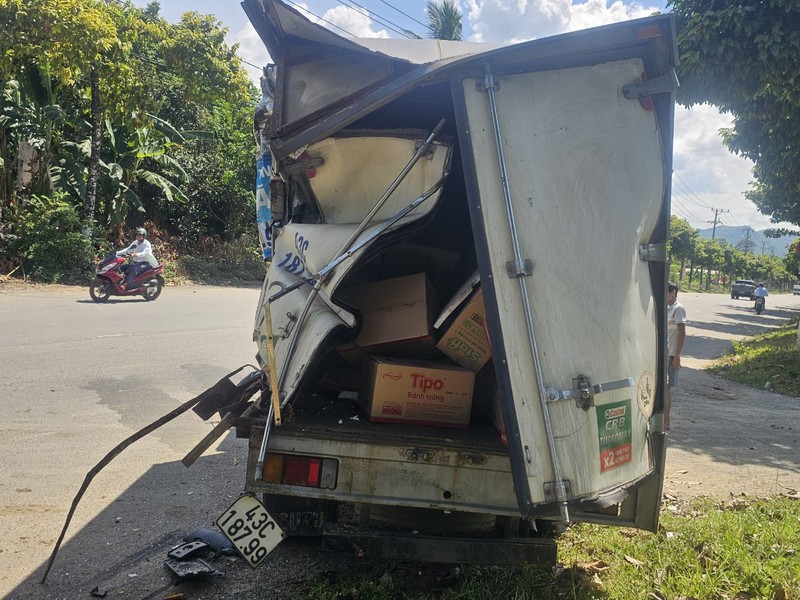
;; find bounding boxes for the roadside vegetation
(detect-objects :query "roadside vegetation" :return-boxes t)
[668,216,799,296]
[709,319,800,397]
[295,497,799,600]
[0,0,261,286]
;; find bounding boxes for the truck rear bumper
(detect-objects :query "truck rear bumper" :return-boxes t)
[323,529,557,566]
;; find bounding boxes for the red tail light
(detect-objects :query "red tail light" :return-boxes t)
[284,456,321,486]
[262,454,338,489]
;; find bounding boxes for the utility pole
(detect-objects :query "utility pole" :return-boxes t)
[707,207,730,239]
[742,227,752,255]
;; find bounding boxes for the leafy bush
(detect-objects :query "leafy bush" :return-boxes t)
[177,235,265,283]
[9,195,93,281]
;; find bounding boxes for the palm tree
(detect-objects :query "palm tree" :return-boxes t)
[425,0,463,41]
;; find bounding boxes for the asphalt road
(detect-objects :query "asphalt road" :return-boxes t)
[676,289,800,370]
[1,283,262,599]
[1,283,798,599]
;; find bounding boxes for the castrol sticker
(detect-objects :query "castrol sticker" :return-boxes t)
[596,400,633,473]
[636,370,655,418]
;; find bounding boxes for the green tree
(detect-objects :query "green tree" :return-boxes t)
[785,239,800,280]
[0,0,119,218]
[0,0,258,280]
[426,0,463,41]
[667,0,800,226]
[703,238,725,290]
[668,215,699,283]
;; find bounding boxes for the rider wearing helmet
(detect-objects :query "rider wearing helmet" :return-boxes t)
[117,227,158,289]
[753,282,768,309]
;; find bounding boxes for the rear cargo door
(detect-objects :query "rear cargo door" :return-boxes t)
[454,55,672,524]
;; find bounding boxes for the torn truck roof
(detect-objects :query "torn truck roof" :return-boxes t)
[241,0,677,162]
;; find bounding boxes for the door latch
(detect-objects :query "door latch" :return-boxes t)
[545,375,635,411]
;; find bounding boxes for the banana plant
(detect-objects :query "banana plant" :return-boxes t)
[100,117,191,224]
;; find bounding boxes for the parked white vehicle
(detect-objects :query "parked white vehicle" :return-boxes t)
[793,284,800,296]
[201,0,679,566]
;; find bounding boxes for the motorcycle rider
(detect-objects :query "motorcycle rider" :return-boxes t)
[753,282,768,310]
[117,227,157,289]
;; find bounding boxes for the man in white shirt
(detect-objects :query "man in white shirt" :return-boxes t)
[666,282,687,431]
[117,227,157,289]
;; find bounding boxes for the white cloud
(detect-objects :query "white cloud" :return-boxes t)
[465,0,661,43]
[322,5,390,38]
[460,0,782,231]
[231,23,271,84]
[672,105,781,231]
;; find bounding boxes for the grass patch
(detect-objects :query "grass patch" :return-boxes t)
[708,319,800,397]
[296,497,800,599]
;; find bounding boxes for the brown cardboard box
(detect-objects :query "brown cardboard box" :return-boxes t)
[360,355,475,428]
[436,289,492,371]
[341,273,440,358]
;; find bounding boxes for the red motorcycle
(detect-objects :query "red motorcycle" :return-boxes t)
[89,250,165,302]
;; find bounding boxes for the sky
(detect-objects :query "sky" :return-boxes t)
[138,0,787,233]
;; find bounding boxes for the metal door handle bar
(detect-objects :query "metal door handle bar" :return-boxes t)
[481,63,570,524]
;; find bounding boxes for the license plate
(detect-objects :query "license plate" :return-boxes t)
[216,494,285,567]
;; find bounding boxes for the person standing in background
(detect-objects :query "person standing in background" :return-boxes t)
[666,282,687,431]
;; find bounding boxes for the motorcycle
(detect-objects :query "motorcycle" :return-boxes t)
[754,296,765,315]
[89,250,165,303]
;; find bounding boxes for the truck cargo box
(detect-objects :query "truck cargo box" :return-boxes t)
[237,0,677,564]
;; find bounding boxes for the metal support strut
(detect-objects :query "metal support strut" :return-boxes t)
[481,63,570,524]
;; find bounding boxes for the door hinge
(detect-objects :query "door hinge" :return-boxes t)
[544,479,572,502]
[639,242,667,262]
[623,68,679,99]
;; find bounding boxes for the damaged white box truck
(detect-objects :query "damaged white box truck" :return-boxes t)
[212,0,679,566]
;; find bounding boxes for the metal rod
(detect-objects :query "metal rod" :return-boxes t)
[275,119,447,404]
[253,402,274,482]
[318,174,448,278]
[483,63,570,524]
[263,301,282,426]
[267,175,447,305]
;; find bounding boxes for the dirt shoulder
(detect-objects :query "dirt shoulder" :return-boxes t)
[663,367,799,500]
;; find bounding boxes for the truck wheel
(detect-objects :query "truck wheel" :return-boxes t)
[731,293,736,299]
[367,505,496,533]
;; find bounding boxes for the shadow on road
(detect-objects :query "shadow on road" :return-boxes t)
[7,435,241,599]
[666,368,799,491]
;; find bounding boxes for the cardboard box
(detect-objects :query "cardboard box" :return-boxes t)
[340,273,440,358]
[360,356,475,428]
[436,289,492,371]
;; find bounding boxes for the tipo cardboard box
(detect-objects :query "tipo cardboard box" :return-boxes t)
[436,289,492,371]
[360,355,475,428]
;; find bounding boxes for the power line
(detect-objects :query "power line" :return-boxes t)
[672,171,713,208]
[334,0,419,38]
[375,0,429,29]
[671,188,711,220]
[283,0,358,37]
[671,197,704,224]
[672,177,713,211]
